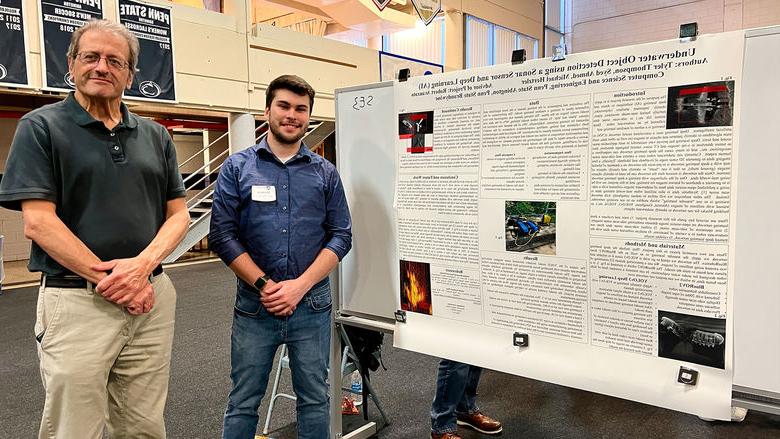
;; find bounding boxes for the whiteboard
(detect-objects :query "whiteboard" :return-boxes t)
[336,81,398,321]
[732,26,780,396]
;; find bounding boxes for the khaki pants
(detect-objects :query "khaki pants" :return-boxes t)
[35,273,177,439]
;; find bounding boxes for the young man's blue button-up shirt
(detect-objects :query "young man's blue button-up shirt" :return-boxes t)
[209,139,352,282]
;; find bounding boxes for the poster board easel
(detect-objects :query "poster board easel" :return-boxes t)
[332,28,780,435]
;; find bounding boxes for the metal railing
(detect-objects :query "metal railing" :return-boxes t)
[181,122,269,216]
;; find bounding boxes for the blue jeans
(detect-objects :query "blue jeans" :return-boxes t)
[431,359,482,434]
[222,278,332,439]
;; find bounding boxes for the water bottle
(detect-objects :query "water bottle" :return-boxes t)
[350,370,363,406]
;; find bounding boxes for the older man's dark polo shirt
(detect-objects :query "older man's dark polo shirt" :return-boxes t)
[0,93,186,275]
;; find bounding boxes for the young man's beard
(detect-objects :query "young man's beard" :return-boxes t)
[269,121,307,146]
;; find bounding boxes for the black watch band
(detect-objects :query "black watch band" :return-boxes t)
[253,274,271,291]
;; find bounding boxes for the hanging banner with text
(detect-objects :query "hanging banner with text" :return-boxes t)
[118,0,176,102]
[0,0,29,87]
[410,0,441,26]
[393,30,745,420]
[39,0,104,91]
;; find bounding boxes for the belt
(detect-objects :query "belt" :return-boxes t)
[42,265,164,289]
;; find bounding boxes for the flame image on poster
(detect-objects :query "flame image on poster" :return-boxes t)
[400,260,432,315]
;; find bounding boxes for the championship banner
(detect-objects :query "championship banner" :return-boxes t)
[118,0,176,102]
[372,0,392,11]
[0,0,29,87]
[410,0,441,26]
[39,0,104,91]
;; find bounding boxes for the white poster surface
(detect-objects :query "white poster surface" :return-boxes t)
[393,31,745,419]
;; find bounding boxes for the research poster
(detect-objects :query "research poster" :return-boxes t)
[393,31,744,420]
[40,0,104,91]
[0,0,29,87]
[118,0,176,102]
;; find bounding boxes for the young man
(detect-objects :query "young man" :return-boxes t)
[209,74,352,439]
[0,20,189,438]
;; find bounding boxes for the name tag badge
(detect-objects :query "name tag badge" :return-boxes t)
[252,185,276,202]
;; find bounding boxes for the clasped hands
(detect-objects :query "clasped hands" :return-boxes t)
[92,257,155,316]
[260,278,311,317]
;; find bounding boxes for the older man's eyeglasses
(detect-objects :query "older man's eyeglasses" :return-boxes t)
[76,52,129,71]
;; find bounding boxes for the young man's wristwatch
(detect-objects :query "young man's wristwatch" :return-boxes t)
[253,274,271,292]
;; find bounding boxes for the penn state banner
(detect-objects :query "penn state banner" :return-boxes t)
[118,0,176,102]
[39,0,104,91]
[0,0,29,87]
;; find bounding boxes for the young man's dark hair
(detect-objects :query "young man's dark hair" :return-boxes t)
[265,74,316,113]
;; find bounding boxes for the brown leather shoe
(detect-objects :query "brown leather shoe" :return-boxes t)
[431,433,462,439]
[456,411,503,435]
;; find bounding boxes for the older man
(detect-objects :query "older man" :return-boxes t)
[210,74,352,439]
[0,20,189,438]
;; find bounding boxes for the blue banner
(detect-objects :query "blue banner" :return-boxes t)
[118,0,176,102]
[0,0,28,86]
[39,0,104,90]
